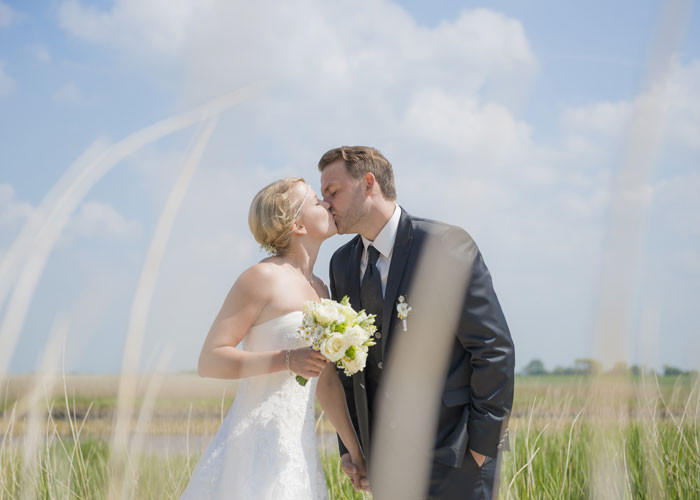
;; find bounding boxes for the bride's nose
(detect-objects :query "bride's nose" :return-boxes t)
[320,200,332,210]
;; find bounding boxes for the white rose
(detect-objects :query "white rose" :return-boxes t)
[314,303,340,325]
[342,348,368,375]
[320,333,347,362]
[340,304,356,323]
[344,325,369,346]
[303,301,316,316]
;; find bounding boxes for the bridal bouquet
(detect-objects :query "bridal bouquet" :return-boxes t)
[295,296,377,386]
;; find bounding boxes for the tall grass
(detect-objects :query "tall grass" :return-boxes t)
[1,374,698,499]
[500,374,700,500]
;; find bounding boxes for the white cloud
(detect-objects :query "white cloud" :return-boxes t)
[675,249,700,274]
[652,173,700,237]
[52,81,96,105]
[30,46,51,63]
[664,59,700,150]
[0,1,21,27]
[139,164,276,369]
[562,59,700,152]
[49,0,700,372]
[0,183,34,256]
[59,1,537,102]
[0,190,138,257]
[0,183,34,229]
[65,201,141,240]
[560,188,611,218]
[59,0,201,55]
[549,57,700,230]
[403,88,534,168]
[0,61,14,96]
[564,100,631,137]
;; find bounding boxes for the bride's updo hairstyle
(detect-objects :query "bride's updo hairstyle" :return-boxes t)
[248,177,306,256]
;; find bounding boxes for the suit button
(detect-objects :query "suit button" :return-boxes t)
[378,362,383,369]
[376,332,382,339]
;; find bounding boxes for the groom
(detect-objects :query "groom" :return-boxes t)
[319,146,515,500]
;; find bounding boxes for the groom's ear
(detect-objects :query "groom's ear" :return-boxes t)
[363,172,376,195]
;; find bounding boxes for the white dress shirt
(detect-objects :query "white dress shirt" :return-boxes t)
[360,204,401,297]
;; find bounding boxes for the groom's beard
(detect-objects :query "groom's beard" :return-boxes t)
[335,190,368,234]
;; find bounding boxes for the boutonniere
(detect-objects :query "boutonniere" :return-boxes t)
[396,296,412,331]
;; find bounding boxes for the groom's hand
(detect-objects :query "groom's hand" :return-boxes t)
[341,453,370,491]
[340,453,358,480]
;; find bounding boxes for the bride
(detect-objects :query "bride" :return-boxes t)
[179,177,366,499]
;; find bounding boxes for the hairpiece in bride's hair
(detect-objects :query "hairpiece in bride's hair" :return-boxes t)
[291,184,310,221]
[260,242,278,255]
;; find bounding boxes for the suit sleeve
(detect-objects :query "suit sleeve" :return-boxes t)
[447,229,515,458]
[329,253,361,457]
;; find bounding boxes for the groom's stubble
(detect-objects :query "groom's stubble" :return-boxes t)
[334,183,370,235]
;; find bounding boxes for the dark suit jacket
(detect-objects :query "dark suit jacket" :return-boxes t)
[329,208,514,468]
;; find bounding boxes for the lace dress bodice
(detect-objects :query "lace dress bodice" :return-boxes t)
[179,311,329,500]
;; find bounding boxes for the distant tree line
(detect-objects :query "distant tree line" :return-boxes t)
[520,358,699,377]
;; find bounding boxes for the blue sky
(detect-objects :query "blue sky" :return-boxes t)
[1,0,698,374]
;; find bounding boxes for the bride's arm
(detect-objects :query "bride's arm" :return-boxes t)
[313,278,367,482]
[198,265,327,380]
[316,363,365,466]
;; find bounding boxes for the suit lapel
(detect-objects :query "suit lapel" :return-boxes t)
[381,208,413,359]
[346,236,363,311]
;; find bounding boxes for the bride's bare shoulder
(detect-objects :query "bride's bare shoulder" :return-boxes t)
[234,259,284,290]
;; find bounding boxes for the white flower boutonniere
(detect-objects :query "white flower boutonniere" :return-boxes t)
[396,295,412,331]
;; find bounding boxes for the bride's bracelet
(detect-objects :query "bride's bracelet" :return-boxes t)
[285,349,292,375]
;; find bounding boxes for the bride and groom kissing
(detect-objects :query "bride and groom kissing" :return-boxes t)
[179,146,515,500]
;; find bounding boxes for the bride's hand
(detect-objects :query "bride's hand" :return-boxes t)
[289,347,328,378]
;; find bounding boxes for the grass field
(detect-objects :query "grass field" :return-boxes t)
[1,373,698,499]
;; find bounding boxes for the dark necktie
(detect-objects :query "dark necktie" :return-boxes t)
[361,245,383,330]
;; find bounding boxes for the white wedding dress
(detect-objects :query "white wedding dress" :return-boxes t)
[179,311,329,500]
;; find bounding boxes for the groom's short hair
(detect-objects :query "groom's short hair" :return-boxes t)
[318,146,397,201]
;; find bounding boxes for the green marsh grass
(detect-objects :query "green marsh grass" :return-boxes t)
[0,374,697,499]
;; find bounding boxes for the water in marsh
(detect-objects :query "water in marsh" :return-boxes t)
[0,431,340,457]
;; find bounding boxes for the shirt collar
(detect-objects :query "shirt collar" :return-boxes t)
[362,204,401,258]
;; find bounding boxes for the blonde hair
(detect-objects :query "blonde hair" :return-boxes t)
[248,177,306,255]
